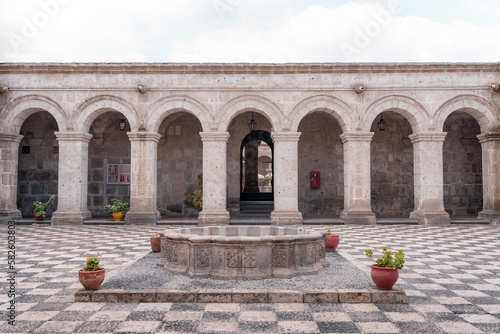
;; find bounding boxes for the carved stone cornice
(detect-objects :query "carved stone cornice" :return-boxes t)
[271,132,301,142]
[200,132,230,142]
[1,62,498,75]
[340,132,373,143]
[127,132,161,143]
[0,133,23,143]
[409,132,447,144]
[55,132,92,143]
[477,132,500,143]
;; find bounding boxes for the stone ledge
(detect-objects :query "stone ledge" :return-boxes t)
[74,288,406,304]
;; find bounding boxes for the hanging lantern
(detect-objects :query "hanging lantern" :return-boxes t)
[248,112,257,132]
[377,113,386,131]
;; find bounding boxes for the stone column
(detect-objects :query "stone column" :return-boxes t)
[270,132,303,225]
[198,132,230,225]
[126,132,161,225]
[340,133,376,225]
[409,132,450,225]
[0,134,23,222]
[478,132,500,224]
[51,132,93,224]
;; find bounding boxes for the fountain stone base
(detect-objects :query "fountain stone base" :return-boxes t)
[157,226,329,279]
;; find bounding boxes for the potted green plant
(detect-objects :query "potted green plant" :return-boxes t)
[365,246,405,290]
[78,253,105,290]
[33,194,56,220]
[324,228,340,252]
[150,232,162,252]
[183,173,203,210]
[103,198,129,221]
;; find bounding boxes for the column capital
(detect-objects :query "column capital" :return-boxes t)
[0,133,23,143]
[55,132,93,143]
[127,131,161,143]
[409,132,447,144]
[271,131,301,142]
[200,132,230,142]
[477,132,500,143]
[340,132,373,143]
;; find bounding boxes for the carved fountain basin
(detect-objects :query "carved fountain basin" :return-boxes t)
[157,226,329,279]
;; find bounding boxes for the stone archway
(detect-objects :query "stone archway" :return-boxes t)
[443,112,483,216]
[370,111,414,217]
[87,111,131,217]
[239,130,274,216]
[240,130,274,196]
[17,111,60,218]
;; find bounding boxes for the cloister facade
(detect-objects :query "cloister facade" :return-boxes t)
[0,62,499,225]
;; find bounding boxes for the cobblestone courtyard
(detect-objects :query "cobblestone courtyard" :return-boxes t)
[1,224,500,333]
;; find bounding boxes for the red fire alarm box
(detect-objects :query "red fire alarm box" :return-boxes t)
[310,171,320,188]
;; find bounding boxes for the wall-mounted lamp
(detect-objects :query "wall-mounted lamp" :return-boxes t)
[119,118,127,131]
[490,83,500,93]
[377,113,387,131]
[248,112,257,132]
[354,84,365,94]
[0,84,9,94]
[137,84,146,94]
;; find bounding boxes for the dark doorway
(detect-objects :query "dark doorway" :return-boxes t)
[240,130,273,204]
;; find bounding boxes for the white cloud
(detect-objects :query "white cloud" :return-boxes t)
[0,0,499,62]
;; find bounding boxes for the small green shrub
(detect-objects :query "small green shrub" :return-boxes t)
[82,253,102,272]
[33,194,56,217]
[365,246,405,270]
[103,198,129,214]
[184,173,203,210]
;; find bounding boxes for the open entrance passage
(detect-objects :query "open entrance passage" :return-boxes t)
[240,130,273,214]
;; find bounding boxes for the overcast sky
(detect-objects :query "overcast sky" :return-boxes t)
[1,0,499,63]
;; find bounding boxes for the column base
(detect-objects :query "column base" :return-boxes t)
[410,211,450,225]
[270,210,303,225]
[0,209,23,224]
[198,210,230,225]
[125,212,158,225]
[478,210,500,225]
[51,210,93,225]
[340,211,376,225]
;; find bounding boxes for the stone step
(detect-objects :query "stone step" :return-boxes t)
[451,217,490,224]
[376,217,419,225]
[76,288,407,304]
[240,192,274,201]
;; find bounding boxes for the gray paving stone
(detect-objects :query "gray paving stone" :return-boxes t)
[4,224,500,334]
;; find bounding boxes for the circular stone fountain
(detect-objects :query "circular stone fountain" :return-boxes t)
[157,226,329,279]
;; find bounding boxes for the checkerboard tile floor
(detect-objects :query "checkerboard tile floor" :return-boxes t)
[1,224,500,333]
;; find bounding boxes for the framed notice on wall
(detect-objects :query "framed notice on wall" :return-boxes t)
[107,164,131,184]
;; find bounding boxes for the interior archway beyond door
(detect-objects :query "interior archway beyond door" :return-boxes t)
[240,130,273,201]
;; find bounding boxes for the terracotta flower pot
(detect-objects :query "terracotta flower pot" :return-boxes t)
[150,237,161,252]
[325,234,340,252]
[370,264,399,290]
[112,212,124,221]
[35,213,44,221]
[78,268,105,290]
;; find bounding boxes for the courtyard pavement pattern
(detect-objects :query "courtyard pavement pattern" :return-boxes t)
[1,224,500,333]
